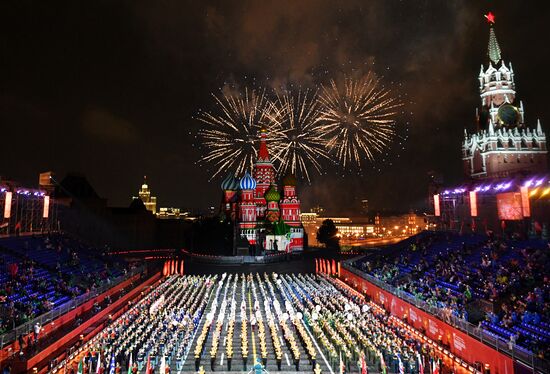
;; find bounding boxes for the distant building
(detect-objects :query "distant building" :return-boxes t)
[156,207,196,220]
[361,199,369,215]
[38,171,56,194]
[300,213,377,246]
[157,207,181,219]
[375,212,425,236]
[301,211,425,247]
[310,205,325,215]
[133,176,157,214]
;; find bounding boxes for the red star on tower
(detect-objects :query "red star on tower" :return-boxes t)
[484,12,495,24]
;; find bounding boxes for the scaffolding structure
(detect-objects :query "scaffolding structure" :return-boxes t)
[0,186,58,236]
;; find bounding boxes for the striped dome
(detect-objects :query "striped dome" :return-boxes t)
[221,173,239,191]
[239,171,257,190]
[282,174,297,186]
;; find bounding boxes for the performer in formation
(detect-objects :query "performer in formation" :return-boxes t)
[68,272,450,373]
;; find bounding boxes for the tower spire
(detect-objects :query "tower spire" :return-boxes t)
[258,127,270,161]
[485,12,501,64]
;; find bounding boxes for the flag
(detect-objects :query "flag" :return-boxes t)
[96,350,101,374]
[398,354,405,374]
[159,355,166,374]
[361,355,368,374]
[108,353,116,374]
[379,352,386,374]
[339,351,345,374]
[417,353,424,374]
[145,355,152,374]
[432,358,439,374]
[77,359,84,374]
[127,352,133,374]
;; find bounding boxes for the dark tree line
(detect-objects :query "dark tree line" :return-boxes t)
[316,219,340,250]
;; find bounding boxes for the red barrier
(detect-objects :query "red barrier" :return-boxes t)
[0,273,141,365]
[26,272,162,372]
[341,268,515,374]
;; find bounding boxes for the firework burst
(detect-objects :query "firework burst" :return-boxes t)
[196,87,271,178]
[266,89,329,182]
[318,73,401,168]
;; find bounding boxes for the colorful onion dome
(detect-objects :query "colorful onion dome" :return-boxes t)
[264,184,280,202]
[239,171,257,190]
[282,173,297,186]
[231,176,240,190]
[221,173,239,191]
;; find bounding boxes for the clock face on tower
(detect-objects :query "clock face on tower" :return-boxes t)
[497,104,519,127]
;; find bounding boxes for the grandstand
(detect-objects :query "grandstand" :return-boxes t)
[346,231,549,372]
[0,229,548,373]
[0,234,130,333]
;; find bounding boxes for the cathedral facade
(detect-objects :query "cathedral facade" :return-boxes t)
[462,18,547,179]
[220,128,304,253]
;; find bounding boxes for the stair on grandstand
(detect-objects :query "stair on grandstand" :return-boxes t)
[180,278,221,373]
[268,276,332,374]
[289,274,381,374]
[182,276,329,373]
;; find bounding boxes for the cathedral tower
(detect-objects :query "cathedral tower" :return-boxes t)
[463,13,547,179]
[279,174,301,226]
[253,128,276,218]
[238,171,257,244]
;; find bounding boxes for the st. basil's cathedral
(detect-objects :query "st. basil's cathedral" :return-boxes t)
[220,128,304,253]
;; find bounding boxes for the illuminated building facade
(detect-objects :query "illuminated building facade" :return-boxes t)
[374,213,425,236]
[133,176,157,214]
[156,207,195,220]
[300,212,423,246]
[462,15,547,179]
[221,129,304,252]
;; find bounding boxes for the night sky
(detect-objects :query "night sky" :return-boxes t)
[1,1,549,215]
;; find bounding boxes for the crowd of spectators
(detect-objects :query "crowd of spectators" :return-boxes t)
[352,231,550,359]
[0,233,130,335]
